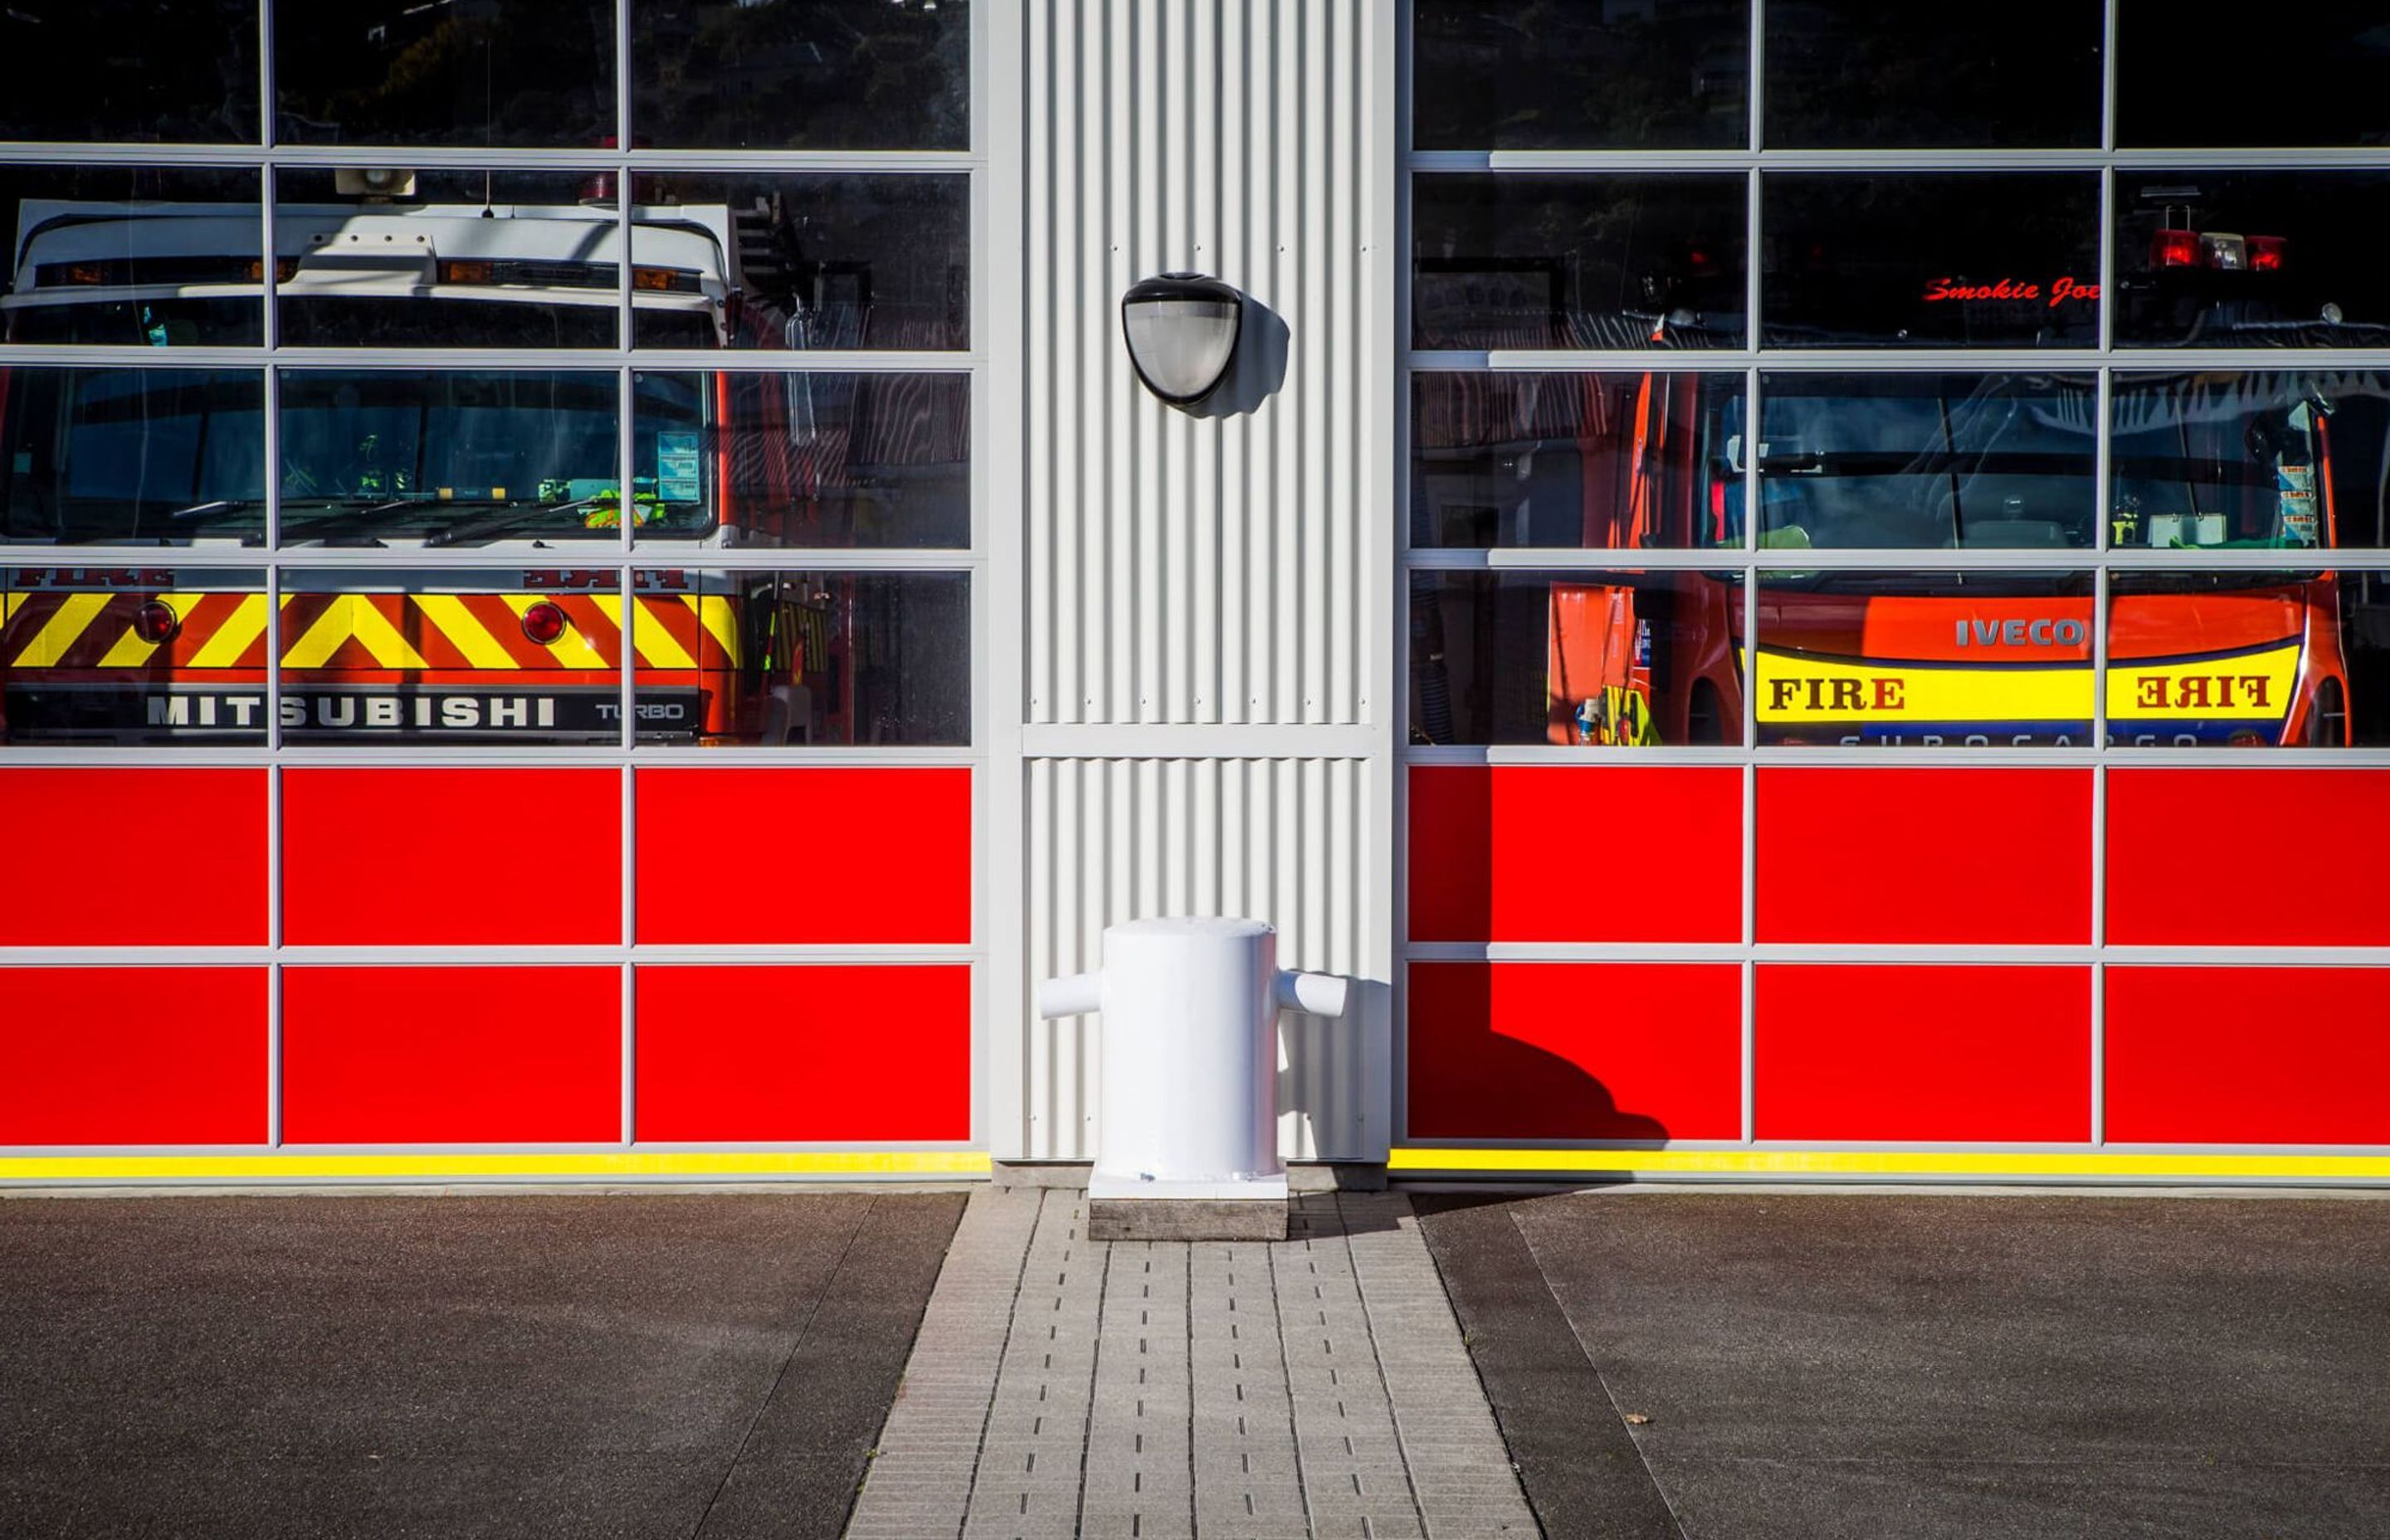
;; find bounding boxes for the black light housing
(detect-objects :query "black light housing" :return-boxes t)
[1120,272,1243,406]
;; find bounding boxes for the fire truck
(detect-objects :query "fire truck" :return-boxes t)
[0,176,952,744]
[1413,363,2375,748]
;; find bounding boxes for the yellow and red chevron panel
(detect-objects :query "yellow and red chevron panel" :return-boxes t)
[2,568,752,742]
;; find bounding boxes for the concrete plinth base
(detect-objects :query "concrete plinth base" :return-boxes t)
[1088,1197,1289,1241]
[1086,1172,1289,1240]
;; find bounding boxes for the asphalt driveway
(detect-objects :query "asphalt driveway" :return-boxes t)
[1417,1190,2390,1540]
[0,1191,963,1539]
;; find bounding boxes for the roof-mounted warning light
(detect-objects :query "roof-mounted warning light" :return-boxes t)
[334,168,417,200]
[2148,227,2285,271]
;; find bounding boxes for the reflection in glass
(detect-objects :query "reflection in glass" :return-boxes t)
[273,169,630,348]
[1765,0,2101,149]
[2,567,267,745]
[633,373,969,548]
[631,0,969,149]
[1412,174,1745,349]
[2107,571,2362,747]
[275,371,624,547]
[1752,374,2097,549]
[273,0,613,147]
[277,569,624,743]
[1412,1,1747,150]
[2112,173,2390,348]
[2110,373,2390,550]
[2,370,267,546]
[1,167,263,346]
[2119,2,2390,149]
[634,569,968,745]
[1762,174,2100,348]
[0,2,257,143]
[630,174,970,350]
[1755,570,2094,746]
[1411,373,1743,549]
[1408,570,1743,746]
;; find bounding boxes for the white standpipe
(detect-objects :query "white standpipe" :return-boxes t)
[1036,916,1349,1203]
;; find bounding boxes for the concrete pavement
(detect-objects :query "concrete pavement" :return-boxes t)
[1417,1190,2390,1540]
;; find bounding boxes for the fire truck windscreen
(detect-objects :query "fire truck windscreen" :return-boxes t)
[1,369,713,546]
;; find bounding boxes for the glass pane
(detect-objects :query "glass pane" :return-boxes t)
[1754,373,2097,549]
[1413,174,1746,349]
[0,2,257,143]
[2,368,266,546]
[2119,1,2390,148]
[275,371,617,548]
[2,166,263,346]
[629,174,969,350]
[1408,569,1743,746]
[1762,174,2100,348]
[2108,570,2378,747]
[273,0,614,148]
[2110,372,2390,550]
[2,565,267,744]
[630,0,969,150]
[1765,0,2101,149]
[633,372,970,548]
[2113,172,2390,349]
[1411,372,1743,549]
[633,568,968,745]
[1755,570,2095,746]
[1412,1,1748,150]
[277,568,624,743]
[273,168,621,348]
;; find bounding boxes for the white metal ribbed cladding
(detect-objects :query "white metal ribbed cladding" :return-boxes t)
[1020,757,1381,1161]
[991,0,1396,1168]
[1024,0,1372,727]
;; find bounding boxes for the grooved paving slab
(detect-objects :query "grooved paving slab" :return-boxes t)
[846,1190,1535,1539]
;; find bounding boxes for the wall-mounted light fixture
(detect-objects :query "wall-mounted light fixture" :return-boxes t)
[1120,272,1243,407]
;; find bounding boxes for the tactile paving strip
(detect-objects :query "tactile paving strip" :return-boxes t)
[846,1188,1536,1539]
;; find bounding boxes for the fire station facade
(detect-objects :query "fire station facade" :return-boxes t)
[4,1,2388,1187]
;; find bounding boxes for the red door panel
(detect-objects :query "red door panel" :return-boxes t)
[281,967,619,1143]
[2108,967,2390,1144]
[0,769,266,946]
[282,768,621,946]
[0,967,266,1144]
[1409,765,1742,943]
[1407,962,1742,1140]
[1757,965,2090,1142]
[2109,768,2390,946]
[635,768,972,945]
[1758,768,2091,944]
[635,965,970,1142]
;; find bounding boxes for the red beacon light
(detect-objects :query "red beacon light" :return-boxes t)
[2149,227,2200,268]
[2247,235,2287,271]
[133,599,180,645]
[520,601,568,646]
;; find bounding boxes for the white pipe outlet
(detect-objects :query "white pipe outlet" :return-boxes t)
[1036,916,1346,1197]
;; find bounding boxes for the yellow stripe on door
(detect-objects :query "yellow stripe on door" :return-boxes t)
[629,597,696,669]
[691,595,741,666]
[188,594,272,668]
[282,595,430,670]
[413,594,519,670]
[9,592,110,666]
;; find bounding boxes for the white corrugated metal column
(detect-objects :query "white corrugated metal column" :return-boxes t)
[989,0,1397,1167]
